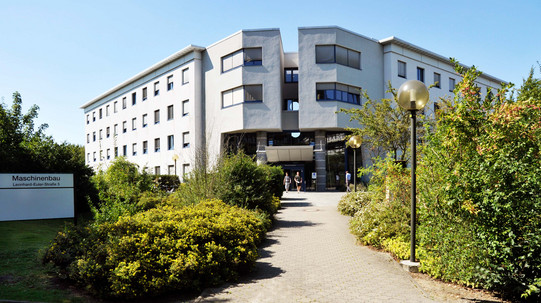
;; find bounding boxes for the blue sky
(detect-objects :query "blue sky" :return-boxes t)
[1,0,539,145]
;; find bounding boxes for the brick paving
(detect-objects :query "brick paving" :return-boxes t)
[193,192,435,303]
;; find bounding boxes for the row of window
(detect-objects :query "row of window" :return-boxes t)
[221,48,262,73]
[87,102,189,143]
[86,69,190,124]
[221,85,263,108]
[154,163,191,176]
[316,45,361,69]
[316,83,361,105]
[397,61,456,92]
[87,132,190,163]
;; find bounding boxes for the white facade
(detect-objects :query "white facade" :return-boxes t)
[82,26,505,188]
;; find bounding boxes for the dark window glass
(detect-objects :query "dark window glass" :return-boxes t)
[316,45,335,63]
[244,85,262,102]
[348,49,360,69]
[335,46,348,66]
[244,48,262,66]
[417,67,425,82]
[398,61,406,78]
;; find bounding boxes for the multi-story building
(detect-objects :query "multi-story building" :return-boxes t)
[81,26,504,191]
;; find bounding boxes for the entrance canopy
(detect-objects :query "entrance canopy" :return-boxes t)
[265,145,313,162]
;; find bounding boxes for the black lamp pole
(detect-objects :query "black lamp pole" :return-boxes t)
[410,110,417,263]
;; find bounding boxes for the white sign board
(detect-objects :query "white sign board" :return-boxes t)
[0,174,74,221]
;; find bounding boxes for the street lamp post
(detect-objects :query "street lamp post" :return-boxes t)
[348,135,362,192]
[172,154,179,176]
[396,80,429,269]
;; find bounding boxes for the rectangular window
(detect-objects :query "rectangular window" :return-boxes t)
[243,48,262,66]
[99,108,103,119]
[86,115,89,124]
[417,67,425,82]
[122,121,127,133]
[86,134,89,143]
[132,92,136,105]
[316,45,360,69]
[283,99,299,111]
[142,114,148,127]
[142,87,147,100]
[154,110,160,124]
[154,166,160,175]
[222,86,243,108]
[87,153,90,163]
[106,105,110,116]
[132,117,137,130]
[154,82,159,96]
[122,97,127,109]
[284,68,299,83]
[114,101,118,113]
[142,141,148,154]
[244,85,263,102]
[93,152,96,162]
[92,112,95,122]
[123,145,127,156]
[106,149,110,160]
[106,127,110,138]
[132,143,137,156]
[182,100,189,116]
[168,165,175,175]
[167,135,174,150]
[449,78,456,92]
[93,132,96,142]
[167,75,174,90]
[154,138,160,152]
[221,49,243,72]
[167,105,174,120]
[316,82,361,105]
[114,124,118,136]
[99,129,102,140]
[114,147,118,158]
[182,164,190,176]
[182,68,189,84]
[100,150,103,161]
[182,132,190,148]
[434,72,441,88]
[398,61,407,78]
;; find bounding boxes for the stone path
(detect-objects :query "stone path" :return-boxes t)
[193,192,435,302]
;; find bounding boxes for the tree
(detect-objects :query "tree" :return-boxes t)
[517,65,541,101]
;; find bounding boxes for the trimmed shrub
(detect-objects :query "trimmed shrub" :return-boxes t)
[337,191,372,216]
[43,200,270,298]
[261,164,284,199]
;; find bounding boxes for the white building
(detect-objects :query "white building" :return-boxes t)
[81,26,504,190]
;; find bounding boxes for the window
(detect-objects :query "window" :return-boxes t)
[167,75,174,90]
[114,124,118,136]
[106,149,110,160]
[154,138,160,152]
[86,115,89,124]
[315,45,360,69]
[243,48,262,66]
[114,101,118,113]
[142,114,148,127]
[222,86,243,107]
[122,145,127,156]
[99,108,103,119]
[245,85,263,102]
[100,150,103,161]
[86,134,90,143]
[142,87,147,100]
[92,112,96,122]
[122,121,127,133]
[434,73,441,88]
[182,132,190,148]
[487,87,493,99]
[449,78,456,92]
[182,164,190,176]
[93,152,96,162]
[99,130,102,140]
[283,99,299,111]
[398,61,407,78]
[106,105,110,116]
[182,100,189,116]
[142,141,148,154]
[417,67,425,82]
[93,132,96,142]
[154,166,160,175]
[87,153,90,163]
[167,105,174,120]
[114,147,118,158]
[221,48,262,72]
[106,127,110,138]
[132,92,136,105]
[284,68,299,83]
[168,165,175,175]
[122,97,127,109]
[154,110,160,124]
[132,118,137,130]
[182,68,189,84]
[154,82,159,96]
[132,143,137,156]
[167,135,174,150]
[316,83,361,105]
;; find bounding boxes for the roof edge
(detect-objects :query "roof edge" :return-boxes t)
[298,26,380,43]
[81,44,205,109]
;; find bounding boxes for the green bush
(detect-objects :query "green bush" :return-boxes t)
[337,191,372,216]
[43,200,270,298]
[153,175,181,192]
[261,165,284,200]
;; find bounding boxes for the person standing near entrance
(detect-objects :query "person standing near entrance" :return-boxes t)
[283,172,291,193]
[345,171,351,192]
[294,172,302,193]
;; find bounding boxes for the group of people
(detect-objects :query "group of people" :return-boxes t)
[283,172,302,193]
[283,171,353,193]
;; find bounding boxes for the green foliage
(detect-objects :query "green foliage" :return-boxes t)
[153,175,181,192]
[517,66,541,101]
[261,164,284,200]
[43,200,270,299]
[337,191,372,217]
[418,60,541,300]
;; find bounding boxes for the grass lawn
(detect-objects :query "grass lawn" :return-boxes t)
[0,219,86,302]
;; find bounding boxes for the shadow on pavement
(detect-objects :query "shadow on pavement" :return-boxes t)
[280,201,312,208]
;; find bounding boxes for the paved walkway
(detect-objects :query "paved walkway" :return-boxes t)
[194,192,435,303]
